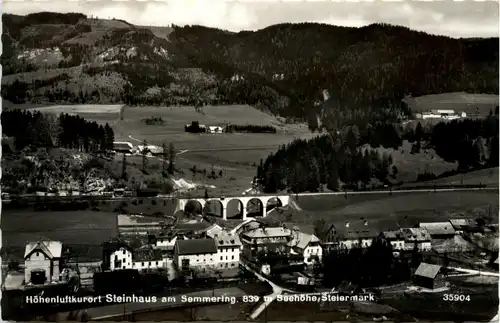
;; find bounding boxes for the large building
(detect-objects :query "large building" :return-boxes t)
[102,239,167,272]
[419,222,456,239]
[323,222,379,250]
[173,238,219,272]
[113,141,134,154]
[400,228,432,251]
[288,230,322,265]
[240,226,292,259]
[24,240,64,285]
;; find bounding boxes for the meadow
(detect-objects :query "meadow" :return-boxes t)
[27,104,314,194]
[404,92,499,116]
[1,210,118,248]
[284,190,499,233]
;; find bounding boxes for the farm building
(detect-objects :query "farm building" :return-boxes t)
[449,219,475,234]
[415,110,466,120]
[185,121,206,133]
[173,238,219,272]
[137,145,164,156]
[323,221,379,250]
[113,141,134,153]
[400,227,432,251]
[117,214,173,236]
[419,222,456,239]
[382,231,405,250]
[24,240,64,285]
[288,230,323,265]
[413,263,445,290]
[207,126,224,134]
[102,239,167,272]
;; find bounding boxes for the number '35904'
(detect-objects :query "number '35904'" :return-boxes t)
[443,294,471,302]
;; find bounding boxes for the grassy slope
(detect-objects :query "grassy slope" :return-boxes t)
[361,140,457,183]
[405,92,499,116]
[287,190,499,233]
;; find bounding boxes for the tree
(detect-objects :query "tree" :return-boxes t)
[391,165,399,178]
[141,140,149,173]
[415,122,424,142]
[162,142,168,175]
[121,153,127,179]
[168,143,175,174]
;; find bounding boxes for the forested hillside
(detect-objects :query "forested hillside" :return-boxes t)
[2,12,498,130]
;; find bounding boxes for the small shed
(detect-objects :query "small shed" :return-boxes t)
[413,263,445,290]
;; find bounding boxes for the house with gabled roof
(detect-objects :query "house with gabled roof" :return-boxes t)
[173,238,219,272]
[24,240,64,285]
[413,262,445,290]
[288,229,322,265]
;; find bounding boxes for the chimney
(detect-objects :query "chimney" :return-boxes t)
[345,221,350,228]
[322,89,330,102]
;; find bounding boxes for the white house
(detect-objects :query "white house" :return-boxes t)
[24,240,63,285]
[400,227,432,251]
[240,226,292,259]
[207,126,223,134]
[102,240,167,272]
[288,231,322,265]
[211,232,242,269]
[382,231,406,250]
[173,238,219,272]
[324,221,378,250]
[155,234,178,251]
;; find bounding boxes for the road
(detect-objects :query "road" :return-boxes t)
[446,267,500,277]
[240,260,299,320]
[57,286,246,321]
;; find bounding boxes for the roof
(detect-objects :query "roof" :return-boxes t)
[242,227,292,239]
[330,223,379,241]
[383,231,404,240]
[102,238,132,253]
[137,145,163,154]
[494,258,499,265]
[24,240,63,259]
[174,238,218,255]
[212,232,242,247]
[133,247,164,262]
[449,219,473,229]
[206,224,224,237]
[414,263,442,279]
[113,141,133,150]
[400,227,431,242]
[419,222,456,236]
[288,232,320,249]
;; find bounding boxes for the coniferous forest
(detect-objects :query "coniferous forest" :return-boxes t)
[2,109,115,152]
[257,115,499,193]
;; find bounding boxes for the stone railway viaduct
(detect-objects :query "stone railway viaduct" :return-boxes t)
[176,195,291,220]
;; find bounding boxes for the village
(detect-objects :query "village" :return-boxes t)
[3,207,499,321]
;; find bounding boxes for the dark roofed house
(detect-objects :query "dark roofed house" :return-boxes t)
[419,222,456,239]
[413,263,445,290]
[173,238,218,272]
[113,141,133,154]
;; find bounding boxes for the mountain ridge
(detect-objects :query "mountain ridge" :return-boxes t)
[2,12,498,129]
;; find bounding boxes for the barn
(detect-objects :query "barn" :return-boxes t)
[413,263,445,290]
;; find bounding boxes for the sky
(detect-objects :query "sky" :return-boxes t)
[3,0,499,39]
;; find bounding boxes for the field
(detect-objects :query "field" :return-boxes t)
[404,92,499,116]
[1,210,117,249]
[26,104,315,193]
[278,190,499,233]
[361,140,457,183]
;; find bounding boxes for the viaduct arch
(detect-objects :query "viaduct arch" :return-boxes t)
[176,195,290,220]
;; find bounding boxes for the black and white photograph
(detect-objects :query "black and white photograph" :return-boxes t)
[1,0,499,321]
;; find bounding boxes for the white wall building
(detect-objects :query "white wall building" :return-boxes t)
[173,238,219,271]
[382,231,406,250]
[207,126,223,134]
[211,232,242,270]
[288,231,322,265]
[400,227,432,251]
[24,240,63,285]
